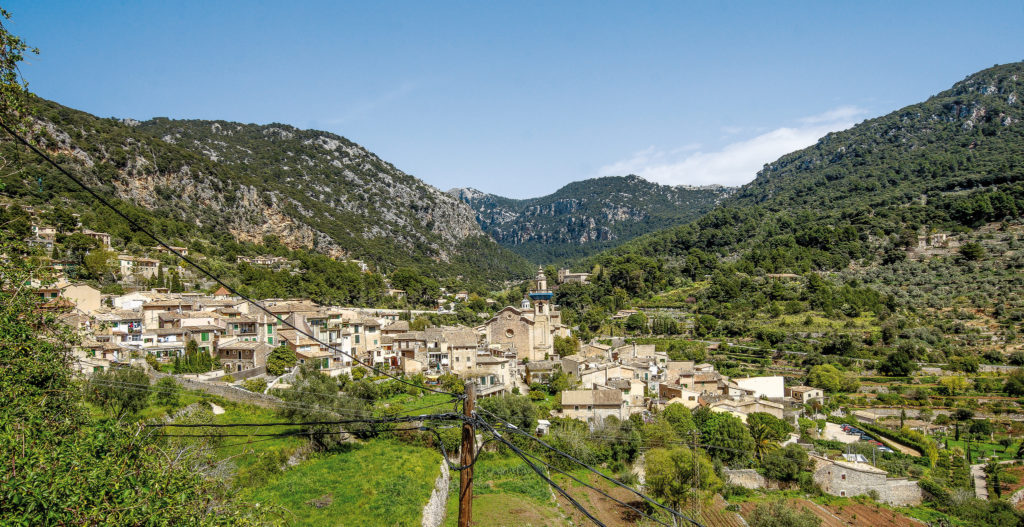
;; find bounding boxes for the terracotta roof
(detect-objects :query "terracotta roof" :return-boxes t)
[214,286,231,296]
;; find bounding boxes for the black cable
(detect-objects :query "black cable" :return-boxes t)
[148,412,462,428]
[0,120,457,398]
[495,423,676,527]
[159,424,426,439]
[478,419,607,527]
[479,409,706,527]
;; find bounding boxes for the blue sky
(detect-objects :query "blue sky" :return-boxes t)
[7,1,1024,198]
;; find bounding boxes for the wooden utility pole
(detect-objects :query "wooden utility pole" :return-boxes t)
[692,430,701,521]
[458,381,476,527]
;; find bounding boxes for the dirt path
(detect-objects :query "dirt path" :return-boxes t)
[972,463,989,500]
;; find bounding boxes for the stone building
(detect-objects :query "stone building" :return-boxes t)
[483,267,570,361]
[217,340,271,373]
[560,389,627,424]
[810,455,922,505]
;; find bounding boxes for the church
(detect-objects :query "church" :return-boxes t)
[484,267,571,362]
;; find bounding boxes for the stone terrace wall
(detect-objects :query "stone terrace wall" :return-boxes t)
[152,371,282,409]
[882,478,923,506]
[723,469,766,489]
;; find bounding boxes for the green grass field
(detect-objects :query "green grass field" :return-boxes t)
[241,440,442,527]
[442,453,565,527]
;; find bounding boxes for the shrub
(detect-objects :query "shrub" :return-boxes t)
[151,377,181,408]
[241,378,267,393]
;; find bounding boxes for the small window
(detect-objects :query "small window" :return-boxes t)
[841,474,846,480]
[574,405,579,411]
[505,329,514,338]
[840,491,846,497]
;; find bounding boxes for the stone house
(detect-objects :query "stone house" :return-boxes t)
[786,385,824,404]
[117,255,160,279]
[731,376,785,399]
[217,340,271,373]
[659,385,703,409]
[708,397,785,421]
[463,355,513,397]
[61,283,103,314]
[524,360,559,384]
[560,389,628,424]
[810,455,922,505]
[595,378,646,415]
[557,268,590,285]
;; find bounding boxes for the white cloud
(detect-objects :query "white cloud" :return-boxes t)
[598,106,866,187]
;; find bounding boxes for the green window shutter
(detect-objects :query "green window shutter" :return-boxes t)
[201,332,209,342]
[267,324,274,334]
[267,337,273,344]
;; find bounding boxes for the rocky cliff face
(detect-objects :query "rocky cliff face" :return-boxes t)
[16,98,531,280]
[135,118,485,262]
[451,175,734,263]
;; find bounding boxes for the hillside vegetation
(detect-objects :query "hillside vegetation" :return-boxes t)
[452,175,733,264]
[0,97,532,286]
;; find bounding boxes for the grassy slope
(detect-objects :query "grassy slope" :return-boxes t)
[241,440,441,527]
[442,454,567,527]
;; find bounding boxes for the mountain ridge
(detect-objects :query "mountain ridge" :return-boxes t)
[2,97,534,284]
[450,175,734,264]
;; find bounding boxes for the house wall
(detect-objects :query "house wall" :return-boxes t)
[733,376,785,399]
[561,405,625,423]
[62,284,102,313]
[813,461,886,499]
[486,309,534,359]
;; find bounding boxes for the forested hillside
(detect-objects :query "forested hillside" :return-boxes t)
[591,62,1024,285]
[0,97,532,285]
[451,175,732,263]
[559,62,1024,368]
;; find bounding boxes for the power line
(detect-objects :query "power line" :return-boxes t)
[478,409,706,527]
[493,424,677,527]
[158,424,430,439]
[477,419,607,527]
[150,412,462,428]
[0,120,457,398]
[84,376,460,421]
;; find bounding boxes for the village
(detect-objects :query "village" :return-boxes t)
[41,256,976,511]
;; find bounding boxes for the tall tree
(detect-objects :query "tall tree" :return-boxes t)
[645,446,720,526]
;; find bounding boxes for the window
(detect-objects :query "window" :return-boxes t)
[574,405,579,411]
[266,324,274,334]
[505,329,514,338]
[355,335,360,344]
[841,474,846,480]
[840,491,846,497]
[201,332,209,342]
[267,337,274,344]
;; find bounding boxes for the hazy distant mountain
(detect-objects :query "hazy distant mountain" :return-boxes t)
[450,175,734,263]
